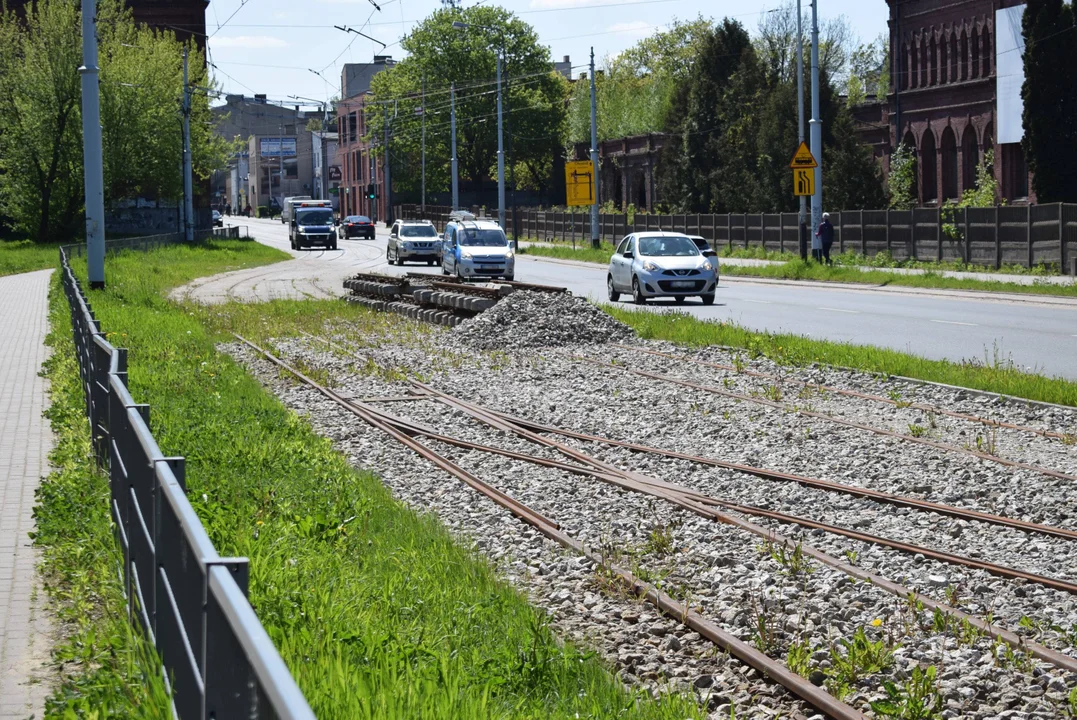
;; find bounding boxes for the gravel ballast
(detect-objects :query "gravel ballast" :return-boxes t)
[453,290,633,349]
[222,302,1077,719]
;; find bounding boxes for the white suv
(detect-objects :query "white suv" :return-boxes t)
[387,220,440,266]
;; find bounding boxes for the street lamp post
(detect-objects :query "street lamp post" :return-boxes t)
[809,0,823,232]
[453,21,506,230]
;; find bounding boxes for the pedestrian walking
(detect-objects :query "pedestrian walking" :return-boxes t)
[244,203,252,217]
[815,212,834,265]
[225,203,231,216]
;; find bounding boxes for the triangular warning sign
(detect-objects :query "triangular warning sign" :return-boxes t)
[789,142,818,169]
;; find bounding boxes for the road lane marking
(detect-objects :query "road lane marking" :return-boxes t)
[931,320,978,326]
[744,299,772,304]
[818,307,859,313]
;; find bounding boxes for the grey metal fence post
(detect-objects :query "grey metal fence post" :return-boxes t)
[1027,205,1034,268]
[995,208,1002,269]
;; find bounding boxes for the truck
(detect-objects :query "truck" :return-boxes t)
[280,195,313,225]
[289,200,336,250]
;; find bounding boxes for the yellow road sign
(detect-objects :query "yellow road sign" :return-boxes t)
[789,141,818,169]
[793,168,815,196]
[565,160,596,206]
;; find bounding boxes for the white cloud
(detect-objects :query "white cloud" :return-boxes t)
[607,20,652,35]
[210,35,289,49]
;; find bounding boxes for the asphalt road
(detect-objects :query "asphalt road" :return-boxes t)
[202,216,1077,380]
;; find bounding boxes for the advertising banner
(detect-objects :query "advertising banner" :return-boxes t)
[260,137,297,158]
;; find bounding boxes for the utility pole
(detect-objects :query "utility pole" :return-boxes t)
[450,83,458,211]
[383,104,392,225]
[809,0,823,232]
[496,48,505,230]
[80,0,105,287]
[421,75,426,213]
[589,48,600,249]
[182,47,194,242]
[797,0,807,259]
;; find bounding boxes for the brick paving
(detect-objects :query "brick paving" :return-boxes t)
[0,270,55,719]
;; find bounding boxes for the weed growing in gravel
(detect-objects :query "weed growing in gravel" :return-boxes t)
[971,426,999,455]
[827,626,896,687]
[643,521,678,557]
[869,665,944,720]
[1067,687,1077,717]
[785,637,816,677]
[750,590,782,655]
[907,423,928,438]
[844,549,859,565]
[767,541,814,579]
[763,384,783,403]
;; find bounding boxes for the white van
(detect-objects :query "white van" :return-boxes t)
[280,195,312,224]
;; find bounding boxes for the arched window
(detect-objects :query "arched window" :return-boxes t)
[910,40,919,88]
[941,127,958,199]
[960,30,969,80]
[971,28,980,78]
[920,38,929,87]
[902,131,918,201]
[962,124,979,192]
[950,33,958,82]
[929,35,937,85]
[921,130,938,203]
[982,26,992,76]
[901,43,910,90]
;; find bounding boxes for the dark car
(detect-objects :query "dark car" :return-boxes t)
[212,209,223,227]
[687,235,719,259]
[338,215,375,240]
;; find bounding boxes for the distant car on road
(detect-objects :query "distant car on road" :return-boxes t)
[607,232,718,305]
[338,215,375,240]
[387,220,440,266]
[212,209,223,227]
[289,201,336,250]
[687,235,719,260]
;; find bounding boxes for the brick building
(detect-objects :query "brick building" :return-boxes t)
[861,0,1033,204]
[337,56,395,223]
[574,133,667,211]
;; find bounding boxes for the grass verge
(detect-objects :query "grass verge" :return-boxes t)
[37,276,174,717]
[0,239,63,277]
[61,241,701,718]
[605,306,1077,407]
[519,244,1077,298]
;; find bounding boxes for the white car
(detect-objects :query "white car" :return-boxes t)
[607,232,718,305]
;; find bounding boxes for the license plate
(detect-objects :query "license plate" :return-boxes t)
[671,281,694,288]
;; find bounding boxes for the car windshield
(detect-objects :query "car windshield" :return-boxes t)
[348,216,370,223]
[401,225,438,238]
[459,229,508,247]
[638,236,700,257]
[297,210,333,225]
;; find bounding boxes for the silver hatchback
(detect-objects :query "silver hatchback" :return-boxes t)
[607,232,719,305]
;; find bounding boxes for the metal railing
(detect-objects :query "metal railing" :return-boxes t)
[59,235,315,720]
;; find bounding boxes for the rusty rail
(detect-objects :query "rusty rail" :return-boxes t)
[574,355,1077,484]
[618,344,1075,442]
[234,335,867,720]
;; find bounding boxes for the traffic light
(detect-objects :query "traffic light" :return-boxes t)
[366,183,376,199]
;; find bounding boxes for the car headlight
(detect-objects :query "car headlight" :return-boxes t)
[505,250,514,259]
[701,260,714,272]
[642,260,659,272]
[460,251,472,260]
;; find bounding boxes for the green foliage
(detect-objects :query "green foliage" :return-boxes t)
[60,241,702,719]
[0,0,227,242]
[846,36,889,106]
[368,6,568,197]
[888,143,917,210]
[869,665,944,720]
[828,626,895,686]
[824,107,888,210]
[1022,0,1077,202]
[941,150,1000,240]
[565,18,713,145]
[786,637,816,677]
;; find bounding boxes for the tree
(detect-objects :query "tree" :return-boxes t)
[846,35,889,106]
[1022,0,1077,202]
[0,0,227,242]
[887,143,917,209]
[824,107,887,210]
[367,6,567,198]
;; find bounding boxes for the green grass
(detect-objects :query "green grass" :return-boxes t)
[37,281,174,718]
[518,243,1077,298]
[0,239,63,276]
[56,241,701,719]
[605,306,1077,407]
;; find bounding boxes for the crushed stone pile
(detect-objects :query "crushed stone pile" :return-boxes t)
[453,290,633,349]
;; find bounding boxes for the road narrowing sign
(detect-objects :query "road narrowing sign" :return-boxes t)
[789,141,818,169]
[565,160,596,206]
[793,168,815,196]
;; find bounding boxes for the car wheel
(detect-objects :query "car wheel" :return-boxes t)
[607,275,620,302]
[330,241,338,251]
[700,293,715,306]
[675,296,686,304]
[394,253,404,266]
[504,275,514,282]
[632,276,646,304]
[427,260,434,266]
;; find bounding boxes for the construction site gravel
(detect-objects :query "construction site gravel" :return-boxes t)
[225,299,1077,720]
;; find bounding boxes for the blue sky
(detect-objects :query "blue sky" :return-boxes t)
[205,0,889,107]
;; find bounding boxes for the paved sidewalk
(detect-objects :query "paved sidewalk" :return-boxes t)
[0,270,55,718]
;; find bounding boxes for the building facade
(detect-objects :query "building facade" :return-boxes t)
[863,0,1034,205]
[575,134,667,211]
[336,57,394,222]
[246,133,314,211]
[311,132,340,210]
